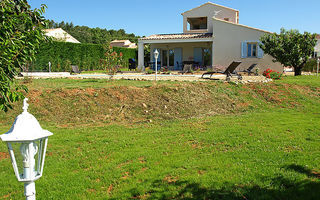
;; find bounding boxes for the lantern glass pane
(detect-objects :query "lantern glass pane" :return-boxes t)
[9,140,43,181]
[9,142,24,179]
[36,139,46,175]
[34,139,41,176]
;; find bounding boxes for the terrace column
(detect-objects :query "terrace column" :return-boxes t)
[138,41,145,71]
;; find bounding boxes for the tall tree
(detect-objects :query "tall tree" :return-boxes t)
[260,28,317,76]
[0,0,48,111]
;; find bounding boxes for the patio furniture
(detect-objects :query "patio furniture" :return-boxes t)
[128,58,136,71]
[246,63,257,73]
[179,64,193,74]
[183,61,200,70]
[201,61,241,78]
[238,64,257,76]
[71,65,81,74]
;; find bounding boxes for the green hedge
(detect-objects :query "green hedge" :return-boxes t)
[31,41,137,72]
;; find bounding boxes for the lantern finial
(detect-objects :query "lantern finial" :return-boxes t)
[22,98,29,113]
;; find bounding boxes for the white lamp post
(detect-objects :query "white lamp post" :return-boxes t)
[48,62,51,73]
[154,49,159,81]
[0,98,53,200]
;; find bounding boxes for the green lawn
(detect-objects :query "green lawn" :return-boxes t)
[0,76,319,199]
[278,75,320,87]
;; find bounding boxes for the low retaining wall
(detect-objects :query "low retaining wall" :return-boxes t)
[21,72,71,78]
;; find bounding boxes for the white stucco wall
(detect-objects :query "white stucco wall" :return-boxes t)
[314,39,320,54]
[212,18,283,72]
[182,3,238,33]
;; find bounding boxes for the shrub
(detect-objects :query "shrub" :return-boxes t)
[161,66,168,73]
[32,41,137,72]
[146,69,154,74]
[263,68,282,79]
[102,46,124,75]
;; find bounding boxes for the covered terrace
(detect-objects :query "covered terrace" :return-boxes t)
[138,33,214,71]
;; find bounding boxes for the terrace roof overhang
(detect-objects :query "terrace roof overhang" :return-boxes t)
[139,33,214,44]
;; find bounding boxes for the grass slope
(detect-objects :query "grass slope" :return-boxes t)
[0,76,319,199]
[0,76,319,126]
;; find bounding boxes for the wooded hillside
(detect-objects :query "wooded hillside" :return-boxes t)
[47,20,141,44]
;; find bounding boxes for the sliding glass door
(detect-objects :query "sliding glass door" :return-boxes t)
[162,49,175,67]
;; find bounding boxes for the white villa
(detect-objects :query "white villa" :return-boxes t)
[138,2,282,72]
[314,35,320,57]
[44,28,80,43]
[110,40,137,49]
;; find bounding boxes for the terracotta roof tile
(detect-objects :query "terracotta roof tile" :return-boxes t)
[141,33,213,40]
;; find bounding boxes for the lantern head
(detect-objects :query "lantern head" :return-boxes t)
[154,49,159,59]
[0,98,53,182]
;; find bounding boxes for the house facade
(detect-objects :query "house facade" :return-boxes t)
[44,28,80,43]
[110,40,137,49]
[314,35,320,57]
[138,2,282,72]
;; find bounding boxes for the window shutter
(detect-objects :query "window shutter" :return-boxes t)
[241,41,247,58]
[257,42,264,58]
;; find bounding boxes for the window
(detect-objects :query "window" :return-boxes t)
[247,43,257,57]
[162,50,168,66]
[187,17,207,31]
[162,49,175,66]
[169,49,174,66]
[203,48,211,66]
[241,41,264,58]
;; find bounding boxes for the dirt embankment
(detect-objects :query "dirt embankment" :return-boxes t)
[0,82,319,127]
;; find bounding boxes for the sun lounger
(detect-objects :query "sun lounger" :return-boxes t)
[238,64,258,76]
[201,61,241,78]
[246,63,257,73]
[71,65,81,74]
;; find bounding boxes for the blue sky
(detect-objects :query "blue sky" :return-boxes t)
[29,0,320,36]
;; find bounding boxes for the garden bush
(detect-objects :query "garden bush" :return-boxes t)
[31,41,137,72]
[263,68,282,79]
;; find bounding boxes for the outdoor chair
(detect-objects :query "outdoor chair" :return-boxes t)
[246,63,257,73]
[71,65,81,74]
[128,58,136,71]
[238,64,258,76]
[179,64,193,74]
[201,61,241,78]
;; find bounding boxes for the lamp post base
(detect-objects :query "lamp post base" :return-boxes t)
[24,182,36,200]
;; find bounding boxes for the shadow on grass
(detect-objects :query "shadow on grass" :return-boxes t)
[81,79,100,83]
[285,164,320,179]
[127,165,320,200]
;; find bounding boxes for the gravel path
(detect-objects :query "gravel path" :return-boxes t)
[20,72,271,83]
